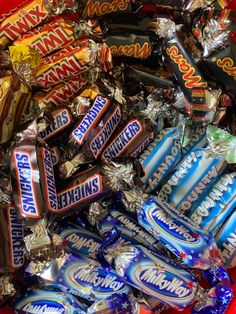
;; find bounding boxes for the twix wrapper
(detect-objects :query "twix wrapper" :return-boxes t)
[0,75,31,144]
[33,76,87,108]
[14,19,75,57]
[34,40,112,87]
[0,0,77,47]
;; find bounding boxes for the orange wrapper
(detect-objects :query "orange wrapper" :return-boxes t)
[14,19,75,56]
[34,40,112,87]
[0,0,49,47]
[0,0,77,47]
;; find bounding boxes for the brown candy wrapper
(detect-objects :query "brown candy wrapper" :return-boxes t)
[57,159,139,218]
[10,122,58,227]
[0,176,24,273]
[0,74,31,144]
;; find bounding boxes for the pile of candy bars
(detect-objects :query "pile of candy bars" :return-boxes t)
[0,0,236,313]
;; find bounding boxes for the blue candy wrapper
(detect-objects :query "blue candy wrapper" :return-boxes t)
[137,195,212,269]
[98,209,163,253]
[181,126,208,160]
[215,211,236,269]
[139,127,182,192]
[56,223,101,258]
[189,172,236,234]
[158,148,227,212]
[26,254,130,301]
[87,293,134,313]
[102,240,198,310]
[14,288,87,314]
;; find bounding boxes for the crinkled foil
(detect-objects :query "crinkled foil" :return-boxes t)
[24,219,64,261]
[121,190,148,214]
[103,161,137,191]
[44,0,78,15]
[0,276,15,298]
[87,200,111,226]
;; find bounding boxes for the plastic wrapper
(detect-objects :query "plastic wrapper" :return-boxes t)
[215,211,236,269]
[0,0,78,47]
[188,172,236,235]
[100,227,232,312]
[0,74,31,144]
[26,253,131,301]
[139,126,183,193]
[14,288,87,314]
[158,125,236,212]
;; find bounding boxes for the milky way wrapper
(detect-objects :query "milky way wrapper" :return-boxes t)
[0,75,31,144]
[10,122,58,226]
[0,0,77,47]
[103,240,198,310]
[26,253,131,301]
[56,222,101,258]
[13,288,87,314]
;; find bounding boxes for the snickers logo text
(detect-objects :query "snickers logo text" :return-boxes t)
[13,151,40,218]
[90,105,121,158]
[71,96,110,145]
[42,149,58,212]
[57,174,102,212]
[8,205,24,267]
[102,119,142,161]
[166,46,207,88]
[39,109,72,140]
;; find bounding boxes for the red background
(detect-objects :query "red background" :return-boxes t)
[0,0,235,313]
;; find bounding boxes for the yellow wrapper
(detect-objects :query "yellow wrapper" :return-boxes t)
[14,19,75,57]
[0,0,49,47]
[9,45,42,84]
